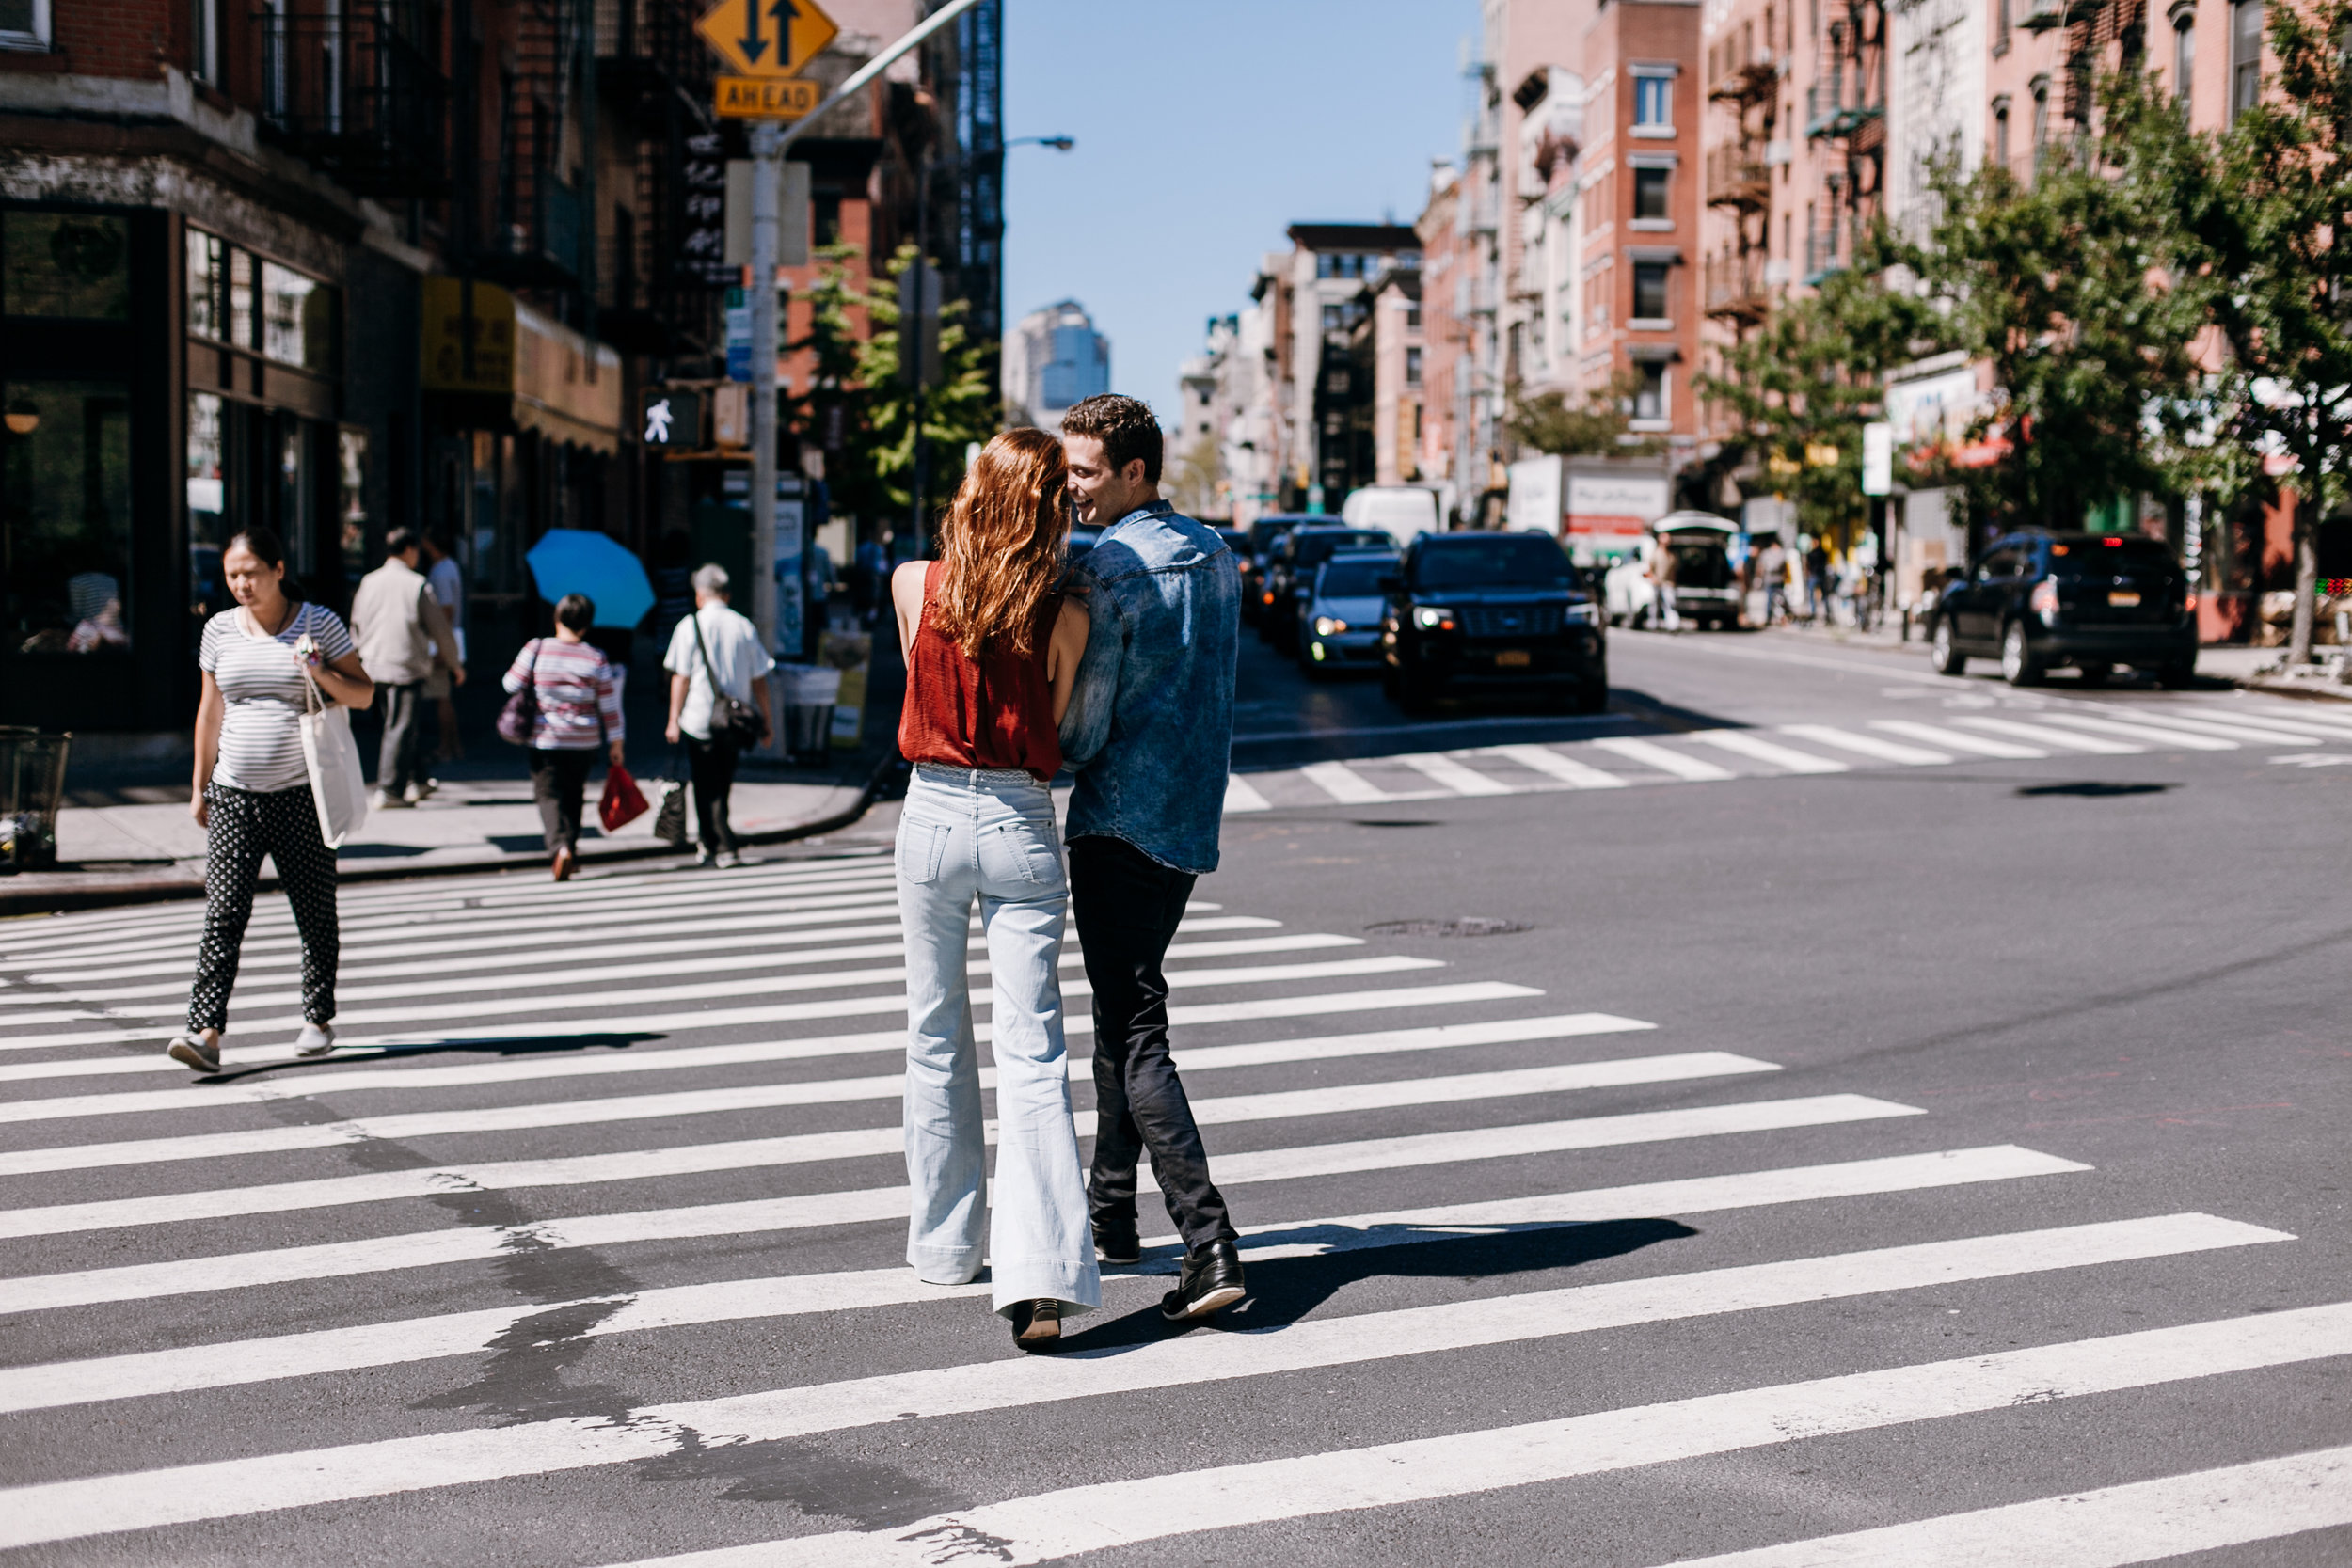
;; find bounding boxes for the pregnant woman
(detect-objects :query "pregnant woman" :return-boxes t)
[891,427,1099,1349]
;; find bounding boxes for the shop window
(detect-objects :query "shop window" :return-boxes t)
[1633,166,1671,221]
[338,428,370,592]
[189,229,336,368]
[230,245,255,347]
[262,261,331,372]
[187,229,228,341]
[0,0,51,52]
[3,381,134,657]
[3,212,130,320]
[186,391,232,628]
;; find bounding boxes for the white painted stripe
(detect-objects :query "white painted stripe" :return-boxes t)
[2110,711,2329,746]
[0,1144,2080,1416]
[0,1226,2303,1552]
[1952,716,2144,754]
[1688,730,1850,774]
[1591,736,1739,781]
[1650,1444,2352,1568]
[0,1081,1839,1315]
[0,984,1534,1178]
[1223,774,1272,813]
[1299,760,1391,802]
[2222,704,2352,738]
[0,977,1538,1067]
[1481,744,1630,789]
[1779,724,1951,766]
[2033,712,2238,751]
[0,1015,1661,1233]
[1396,752,1516,796]
[1870,720,2047,759]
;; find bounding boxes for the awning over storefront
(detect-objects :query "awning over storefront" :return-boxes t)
[421,277,624,454]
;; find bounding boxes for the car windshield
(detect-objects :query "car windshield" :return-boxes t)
[1412,536,1576,589]
[1318,560,1393,597]
[1294,531,1391,570]
[2046,537,2176,575]
[1250,518,1304,551]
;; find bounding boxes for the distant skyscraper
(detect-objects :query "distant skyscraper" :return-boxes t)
[1004,300,1110,431]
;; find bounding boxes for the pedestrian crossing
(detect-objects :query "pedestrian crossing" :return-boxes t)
[1219,693,2352,811]
[0,849,2338,1563]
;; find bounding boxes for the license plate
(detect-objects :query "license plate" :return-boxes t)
[1495,649,1533,668]
[2108,591,2140,607]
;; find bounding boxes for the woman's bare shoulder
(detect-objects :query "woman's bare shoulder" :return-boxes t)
[1054,595,1090,637]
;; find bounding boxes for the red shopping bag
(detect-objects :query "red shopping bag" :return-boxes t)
[599,763,650,832]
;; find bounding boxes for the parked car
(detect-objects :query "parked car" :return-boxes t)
[1928,530,2196,687]
[1340,485,1441,545]
[1381,531,1607,713]
[1264,526,1395,651]
[1602,514,1740,629]
[1298,547,1400,679]
[1240,514,1316,626]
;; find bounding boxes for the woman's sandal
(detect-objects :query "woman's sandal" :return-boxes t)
[166,1032,222,1073]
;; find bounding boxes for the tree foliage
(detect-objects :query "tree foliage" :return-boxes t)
[1504,374,1661,459]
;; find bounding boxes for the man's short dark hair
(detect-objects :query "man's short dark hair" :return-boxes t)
[385,526,420,558]
[1060,394,1163,485]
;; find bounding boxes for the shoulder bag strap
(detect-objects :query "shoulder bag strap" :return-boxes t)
[690,608,722,691]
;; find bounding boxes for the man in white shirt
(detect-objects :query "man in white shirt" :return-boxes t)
[662,564,774,867]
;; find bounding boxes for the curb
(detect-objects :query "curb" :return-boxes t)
[0,750,905,920]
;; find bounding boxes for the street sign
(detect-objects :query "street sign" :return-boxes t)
[694,0,837,80]
[716,76,820,119]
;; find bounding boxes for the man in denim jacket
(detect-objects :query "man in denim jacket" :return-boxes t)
[1057,394,1248,1325]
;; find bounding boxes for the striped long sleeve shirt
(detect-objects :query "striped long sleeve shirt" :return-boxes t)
[502,638,625,749]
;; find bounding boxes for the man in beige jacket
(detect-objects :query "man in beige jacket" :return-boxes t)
[349,527,464,808]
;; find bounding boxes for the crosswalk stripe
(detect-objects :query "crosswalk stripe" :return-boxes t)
[1688,730,1850,774]
[1299,760,1391,802]
[1481,743,1629,788]
[2226,703,2352,739]
[1952,716,2143,754]
[1870,720,2047,758]
[1647,1444,2352,1568]
[1223,773,1273,812]
[667,1299,2352,1568]
[1397,752,1516,796]
[1591,736,1737,782]
[0,1223,2298,1553]
[0,1015,1661,1223]
[1780,724,1951,766]
[2114,711,2332,746]
[0,1146,2086,1415]
[0,986,1534,1177]
[0,1085,1862,1314]
[2034,712,2238,751]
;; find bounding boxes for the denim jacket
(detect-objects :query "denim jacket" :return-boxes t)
[1057,500,1240,873]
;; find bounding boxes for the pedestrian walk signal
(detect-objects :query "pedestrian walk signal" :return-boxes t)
[716,76,819,119]
[694,0,838,81]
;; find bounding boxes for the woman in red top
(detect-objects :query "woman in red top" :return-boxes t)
[890,427,1096,1350]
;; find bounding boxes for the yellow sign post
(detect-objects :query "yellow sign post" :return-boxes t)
[716,76,820,119]
[694,0,837,81]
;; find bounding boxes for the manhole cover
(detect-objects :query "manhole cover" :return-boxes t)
[1364,917,1531,938]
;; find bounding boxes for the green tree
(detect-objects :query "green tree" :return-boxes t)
[2106,0,2352,662]
[1504,374,1660,459]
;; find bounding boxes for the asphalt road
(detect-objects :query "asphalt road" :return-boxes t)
[1,626,2348,1565]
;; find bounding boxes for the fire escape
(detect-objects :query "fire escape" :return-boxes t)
[475,0,592,293]
[1803,0,1885,282]
[597,0,721,353]
[1705,51,1778,332]
[256,0,451,198]
[2022,0,2148,130]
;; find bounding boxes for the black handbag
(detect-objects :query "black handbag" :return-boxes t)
[495,639,541,746]
[651,745,690,847]
[691,610,769,748]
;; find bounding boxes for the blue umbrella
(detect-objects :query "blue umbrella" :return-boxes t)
[524,530,655,629]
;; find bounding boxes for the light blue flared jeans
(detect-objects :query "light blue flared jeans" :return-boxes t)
[897,763,1102,1317]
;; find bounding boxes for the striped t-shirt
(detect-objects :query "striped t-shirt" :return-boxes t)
[199,603,357,793]
[502,637,626,749]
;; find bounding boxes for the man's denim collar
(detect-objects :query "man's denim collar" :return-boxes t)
[1102,499,1176,535]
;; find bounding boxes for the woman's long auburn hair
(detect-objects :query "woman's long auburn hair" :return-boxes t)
[930,427,1070,660]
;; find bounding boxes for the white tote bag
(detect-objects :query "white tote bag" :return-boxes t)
[296,612,370,848]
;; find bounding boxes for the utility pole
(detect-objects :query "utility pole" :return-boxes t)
[748,118,783,664]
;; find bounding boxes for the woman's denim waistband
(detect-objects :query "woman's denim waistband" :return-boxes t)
[910,761,1049,792]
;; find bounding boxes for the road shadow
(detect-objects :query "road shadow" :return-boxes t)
[2015,781,2174,798]
[1049,1217,1694,1356]
[198,1029,668,1083]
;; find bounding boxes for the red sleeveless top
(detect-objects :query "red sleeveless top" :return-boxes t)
[898,562,1064,782]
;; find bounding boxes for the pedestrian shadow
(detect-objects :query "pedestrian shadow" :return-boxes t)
[197,1030,667,1083]
[1050,1217,1694,1356]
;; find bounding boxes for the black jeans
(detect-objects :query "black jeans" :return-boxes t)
[528,748,594,854]
[686,733,740,852]
[376,679,427,796]
[1070,833,1236,1253]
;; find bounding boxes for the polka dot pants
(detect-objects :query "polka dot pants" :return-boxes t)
[187,783,339,1033]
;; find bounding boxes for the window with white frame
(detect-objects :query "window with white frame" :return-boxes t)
[1632,361,1668,422]
[0,0,51,50]
[191,0,219,82]
[2230,0,2262,121]
[1633,74,1674,131]
[2172,8,2195,108]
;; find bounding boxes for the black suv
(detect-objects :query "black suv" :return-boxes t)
[1928,530,2196,688]
[1239,515,1314,626]
[1381,531,1607,713]
[1262,526,1394,652]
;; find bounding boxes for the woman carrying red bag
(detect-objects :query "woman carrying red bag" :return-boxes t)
[501,593,627,880]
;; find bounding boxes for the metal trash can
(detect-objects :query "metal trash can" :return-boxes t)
[775,664,842,762]
[0,727,71,875]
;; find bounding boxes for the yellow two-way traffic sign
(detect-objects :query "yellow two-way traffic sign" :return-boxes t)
[694,0,837,80]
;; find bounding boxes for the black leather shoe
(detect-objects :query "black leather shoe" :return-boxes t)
[1160,1238,1246,1322]
[1009,1298,1061,1349]
[1094,1225,1141,1266]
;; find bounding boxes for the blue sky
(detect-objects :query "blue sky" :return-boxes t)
[998,0,1483,425]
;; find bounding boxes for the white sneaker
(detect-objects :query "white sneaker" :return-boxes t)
[405,779,437,803]
[371,789,413,811]
[693,847,715,867]
[294,1022,337,1058]
[713,850,742,869]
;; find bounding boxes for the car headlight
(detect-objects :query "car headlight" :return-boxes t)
[1566,602,1597,625]
[1413,605,1456,631]
[1314,616,1348,636]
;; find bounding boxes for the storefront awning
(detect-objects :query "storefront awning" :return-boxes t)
[422,277,625,454]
